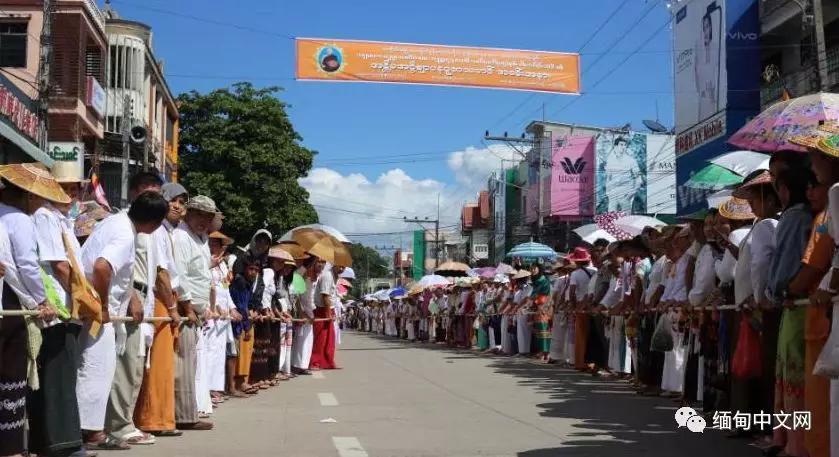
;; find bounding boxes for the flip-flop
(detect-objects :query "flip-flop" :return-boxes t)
[87,437,130,451]
[151,430,183,437]
[123,431,156,445]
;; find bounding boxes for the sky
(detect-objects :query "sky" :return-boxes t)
[105,0,675,251]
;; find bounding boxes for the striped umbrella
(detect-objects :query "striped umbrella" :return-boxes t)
[506,241,557,260]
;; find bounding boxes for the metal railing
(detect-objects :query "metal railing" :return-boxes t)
[81,0,105,33]
[760,46,839,106]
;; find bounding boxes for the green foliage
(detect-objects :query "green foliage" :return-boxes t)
[347,243,390,297]
[177,82,318,243]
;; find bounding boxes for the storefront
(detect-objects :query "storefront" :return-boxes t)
[0,73,53,166]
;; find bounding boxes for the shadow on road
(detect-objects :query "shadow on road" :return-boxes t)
[347,331,762,457]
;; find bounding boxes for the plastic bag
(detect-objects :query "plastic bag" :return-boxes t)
[732,314,762,380]
[814,303,839,378]
[651,313,674,352]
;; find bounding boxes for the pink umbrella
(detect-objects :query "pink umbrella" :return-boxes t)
[594,211,633,241]
[728,92,839,152]
[474,267,497,279]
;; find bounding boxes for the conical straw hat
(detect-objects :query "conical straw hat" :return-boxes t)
[0,163,71,204]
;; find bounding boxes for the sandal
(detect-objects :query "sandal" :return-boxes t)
[150,430,183,437]
[86,436,130,451]
[122,430,156,445]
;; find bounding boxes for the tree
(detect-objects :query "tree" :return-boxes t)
[348,243,390,297]
[177,82,318,243]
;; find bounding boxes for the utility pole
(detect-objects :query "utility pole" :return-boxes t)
[120,95,131,208]
[404,216,441,270]
[35,0,53,152]
[813,0,829,91]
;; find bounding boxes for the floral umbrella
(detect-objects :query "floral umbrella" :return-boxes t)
[728,92,839,152]
[594,211,633,241]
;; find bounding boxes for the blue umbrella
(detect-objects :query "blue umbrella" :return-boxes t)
[389,287,407,298]
[506,241,558,260]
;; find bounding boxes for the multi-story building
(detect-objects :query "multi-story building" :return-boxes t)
[461,190,492,266]
[99,2,179,207]
[0,0,106,170]
[760,0,839,107]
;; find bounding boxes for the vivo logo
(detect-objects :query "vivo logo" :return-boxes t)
[728,31,758,41]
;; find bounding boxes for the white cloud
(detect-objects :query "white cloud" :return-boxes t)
[300,144,520,249]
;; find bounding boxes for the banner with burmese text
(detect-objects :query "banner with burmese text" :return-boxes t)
[295,38,580,94]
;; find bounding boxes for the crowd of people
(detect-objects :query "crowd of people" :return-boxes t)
[0,163,347,457]
[345,126,839,457]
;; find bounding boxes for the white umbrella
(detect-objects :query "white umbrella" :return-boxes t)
[707,189,732,209]
[573,223,617,244]
[612,215,666,237]
[279,224,350,243]
[496,263,516,275]
[709,150,769,177]
[417,274,449,288]
[339,267,356,280]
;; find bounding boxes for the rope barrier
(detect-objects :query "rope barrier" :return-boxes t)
[0,310,337,323]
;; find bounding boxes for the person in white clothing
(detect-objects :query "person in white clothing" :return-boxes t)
[208,231,239,402]
[292,257,317,375]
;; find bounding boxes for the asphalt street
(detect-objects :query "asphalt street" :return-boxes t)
[122,331,763,457]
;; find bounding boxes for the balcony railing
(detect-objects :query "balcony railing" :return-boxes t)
[82,0,105,33]
[760,46,839,107]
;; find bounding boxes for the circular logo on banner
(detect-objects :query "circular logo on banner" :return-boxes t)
[316,45,344,74]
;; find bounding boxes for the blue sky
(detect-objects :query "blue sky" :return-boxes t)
[106,0,675,243]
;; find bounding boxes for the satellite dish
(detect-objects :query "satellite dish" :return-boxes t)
[643,119,669,133]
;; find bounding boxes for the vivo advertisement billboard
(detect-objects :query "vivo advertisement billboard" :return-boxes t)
[674,0,760,214]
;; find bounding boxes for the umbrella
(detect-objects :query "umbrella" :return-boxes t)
[277,241,309,260]
[474,267,497,279]
[389,287,407,298]
[280,224,350,243]
[573,223,617,244]
[495,263,516,275]
[373,289,391,301]
[684,163,744,190]
[307,234,353,267]
[507,241,557,260]
[708,150,769,176]
[611,215,666,237]
[434,261,471,277]
[728,92,839,152]
[417,274,449,288]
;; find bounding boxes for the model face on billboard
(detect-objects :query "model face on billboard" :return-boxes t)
[614,138,628,156]
[703,15,712,46]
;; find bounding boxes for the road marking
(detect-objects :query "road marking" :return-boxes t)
[332,437,368,457]
[318,392,339,406]
[312,371,325,379]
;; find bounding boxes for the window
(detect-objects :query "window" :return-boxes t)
[0,23,27,68]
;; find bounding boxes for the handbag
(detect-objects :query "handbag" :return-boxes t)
[62,232,103,337]
[650,313,674,352]
[814,303,839,378]
[732,313,762,380]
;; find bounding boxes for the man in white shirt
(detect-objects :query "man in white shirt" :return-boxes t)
[172,195,218,430]
[0,164,60,457]
[79,191,168,450]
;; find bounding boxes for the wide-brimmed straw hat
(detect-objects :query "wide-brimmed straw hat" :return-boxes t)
[512,270,531,280]
[732,170,774,199]
[789,122,839,156]
[0,163,71,204]
[267,245,296,266]
[208,231,234,246]
[718,197,756,221]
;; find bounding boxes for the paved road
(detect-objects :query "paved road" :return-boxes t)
[123,331,762,457]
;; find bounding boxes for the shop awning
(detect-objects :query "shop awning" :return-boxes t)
[0,122,53,167]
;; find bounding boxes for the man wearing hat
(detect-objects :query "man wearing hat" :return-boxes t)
[172,195,219,430]
[27,160,95,456]
[0,164,63,456]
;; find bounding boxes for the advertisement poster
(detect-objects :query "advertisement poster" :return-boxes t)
[492,173,506,262]
[548,135,595,217]
[673,0,728,155]
[645,134,677,214]
[296,38,580,94]
[595,132,647,214]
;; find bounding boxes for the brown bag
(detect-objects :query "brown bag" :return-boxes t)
[62,232,103,337]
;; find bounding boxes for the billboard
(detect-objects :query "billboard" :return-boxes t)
[673,0,761,213]
[595,132,647,214]
[674,0,728,155]
[412,230,425,280]
[548,135,595,217]
[645,134,677,214]
[296,38,580,94]
[492,172,506,263]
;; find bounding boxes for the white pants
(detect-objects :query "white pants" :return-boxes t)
[195,328,212,415]
[292,323,313,369]
[501,316,512,354]
[279,322,293,375]
[206,322,228,392]
[429,317,437,341]
[517,314,531,354]
[77,322,117,431]
[549,314,565,361]
[661,331,686,393]
[407,322,415,341]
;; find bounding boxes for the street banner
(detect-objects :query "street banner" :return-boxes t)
[595,132,647,214]
[547,135,595,217]
[295,38,580,94]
